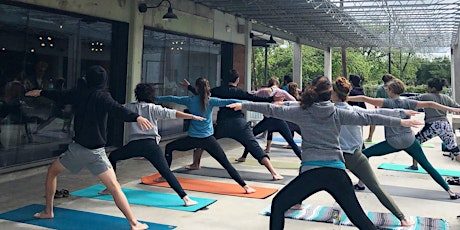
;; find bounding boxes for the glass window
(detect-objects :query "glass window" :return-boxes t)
[0,3,112,171]
[142,29,221,136]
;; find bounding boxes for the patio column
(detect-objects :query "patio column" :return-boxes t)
[324,47,332,80]
[293,41,302,89]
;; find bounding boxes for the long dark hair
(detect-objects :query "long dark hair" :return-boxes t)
[195,77,210,113]
[300,76,332,108]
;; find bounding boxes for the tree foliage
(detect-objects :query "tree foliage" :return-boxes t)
[251,42,451,90]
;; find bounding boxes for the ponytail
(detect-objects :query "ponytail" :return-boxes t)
[195,77,210,113]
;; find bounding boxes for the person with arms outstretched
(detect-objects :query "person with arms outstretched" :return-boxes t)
[156,77,256,194]
[26,65,152,230]
[181,70,284,180]
[99,83,205,206]
[227,76,422,229]
[349,78,460,199]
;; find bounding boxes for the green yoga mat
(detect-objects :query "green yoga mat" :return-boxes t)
[261,203,449,230]
[71,184,216,212]
[378,163,460,177]
[0,204,176,230]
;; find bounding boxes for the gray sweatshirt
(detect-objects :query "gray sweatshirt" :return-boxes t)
[242,101,401,172]
[335,102,404,153]
[124,102,176,144]
[412,93,460,123]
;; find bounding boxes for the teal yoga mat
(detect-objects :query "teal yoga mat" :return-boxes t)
[261,203,449,230]
[365,141,435,148]
[0,204,176,230]
[71,184,216,212]
[272,137,439,148]
[378,163,460,177]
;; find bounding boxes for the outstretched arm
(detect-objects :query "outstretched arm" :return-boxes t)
[416,101,460,113]
[179,79,197,95]
[347,95,384,107]
[175,110,206,121]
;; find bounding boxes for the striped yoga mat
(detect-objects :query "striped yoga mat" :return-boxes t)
[260,203,449,230]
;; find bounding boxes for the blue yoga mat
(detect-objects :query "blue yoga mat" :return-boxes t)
[272,137,301,143]
[378,163,460,177]
[71,184,216,212]
[0,204,176,230]
[261,203,448,230]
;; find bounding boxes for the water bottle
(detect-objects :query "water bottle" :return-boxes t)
[331,202,342,230]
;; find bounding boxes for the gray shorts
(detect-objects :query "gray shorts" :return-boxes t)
[59,142,112,175]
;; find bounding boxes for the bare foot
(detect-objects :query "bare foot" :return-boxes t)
[400,217,415,226]
[154,177,166,183]
[235,157,246,162]
[264,149,271,153]
[98,189,111,195]
[184,164,201,170]
[243,185,256,194]
[272,174,284,180]
[364,138,372,142]
[183,196,198,206]
[290,204,303,210]
[131,222,148,230]
[33,211,53,219]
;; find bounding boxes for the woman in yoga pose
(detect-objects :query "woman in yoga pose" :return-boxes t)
[227,76,422,229]
[156,77,255,194]
[349,78,460,200]
[99,83,205,206]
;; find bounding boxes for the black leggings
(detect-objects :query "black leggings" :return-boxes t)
[267,121,301,141]
[108,139,187,198]
[270,167,377,230]
[214,118,268,163]
[242,117,301,159]
[165,136,247,187]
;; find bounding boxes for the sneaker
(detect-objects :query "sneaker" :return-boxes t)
[450,193,460,200]
[354,184,365,191]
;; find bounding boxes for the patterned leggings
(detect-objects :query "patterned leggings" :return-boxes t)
[416,120,459,155]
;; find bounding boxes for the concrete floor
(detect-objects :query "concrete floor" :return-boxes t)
[0,112,459,229]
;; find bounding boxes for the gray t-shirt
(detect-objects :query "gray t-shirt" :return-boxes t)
[413,93,460,123]
[242,101,401,172]
[124,102,176,144]
[382,98,418,149]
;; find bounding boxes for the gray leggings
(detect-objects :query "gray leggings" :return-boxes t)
[344,149,405,220]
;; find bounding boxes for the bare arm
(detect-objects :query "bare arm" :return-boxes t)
[416,101,460,113]
[347,95,384,107]
[25,90,42,97]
